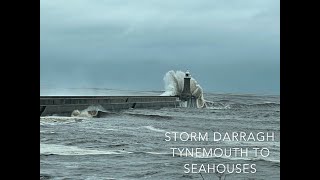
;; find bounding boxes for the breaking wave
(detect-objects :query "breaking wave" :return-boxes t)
[71,105,107,117]
[142,126,166,133]
[160,70,279,110]
[40,143,132,156]
[160,70,206,108]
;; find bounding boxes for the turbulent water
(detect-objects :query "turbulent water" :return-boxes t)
[161,70,206,108]
[40,90,280,180]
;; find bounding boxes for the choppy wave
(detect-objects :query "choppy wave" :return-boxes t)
[125,113,173,120]
[219,156,280,164]
[230,102,280,109]
[132,151,279,165]
[40,174,52,180]
[40,130,56,134]
[40,116,88,124]
[142,126,166,133]
[206,102,279,110]
[40,143,132,156]
[220,140,280,149]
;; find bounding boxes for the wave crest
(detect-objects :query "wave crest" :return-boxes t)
[161,70,206,108]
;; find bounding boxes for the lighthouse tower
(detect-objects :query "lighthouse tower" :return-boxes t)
[181,70,191,101]
[180,70,196,107]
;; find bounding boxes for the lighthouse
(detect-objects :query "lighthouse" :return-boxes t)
[181,70,191,101]
[180,70,196,107]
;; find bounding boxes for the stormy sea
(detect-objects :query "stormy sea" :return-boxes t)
[40,71,280,180]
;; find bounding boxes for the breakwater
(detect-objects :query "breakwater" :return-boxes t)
[40,96,180,116]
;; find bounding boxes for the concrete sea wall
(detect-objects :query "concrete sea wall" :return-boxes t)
[40,96,180,116]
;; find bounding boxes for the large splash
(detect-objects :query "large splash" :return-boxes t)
[160,70,207,108]
[71,105,106,117]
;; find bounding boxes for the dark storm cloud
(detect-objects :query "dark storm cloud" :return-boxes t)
[40,0,279,94]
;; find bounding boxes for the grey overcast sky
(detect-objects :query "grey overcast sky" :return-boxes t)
[40,0,279,95]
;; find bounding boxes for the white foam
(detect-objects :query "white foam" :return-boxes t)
[206,105,231,110]
[40,116,88,122]
[72,105,107,118]
[142,126,166,133]
[160,70,206,108]
[146,151,170,155]
[40,131,55,134]
[40,143,132,156]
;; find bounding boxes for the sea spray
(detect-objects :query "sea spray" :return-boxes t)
[71,105,106,117]
[161,70,206,108]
